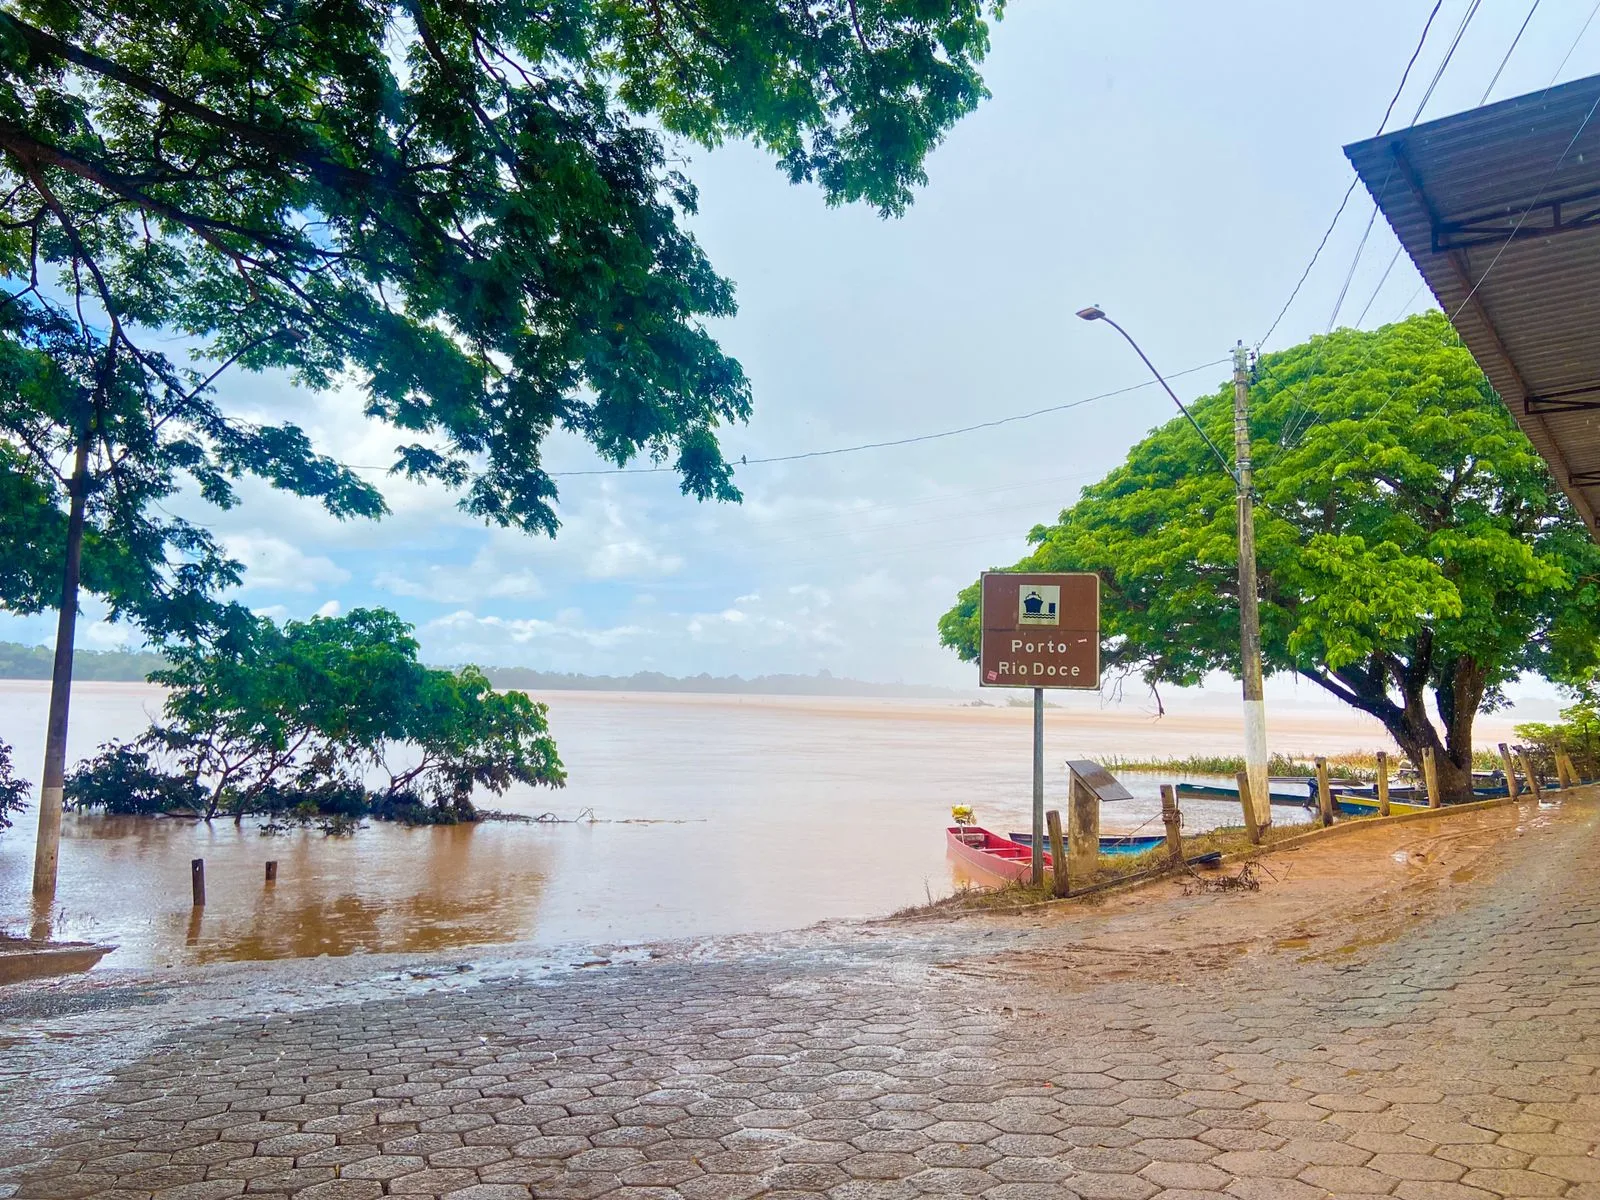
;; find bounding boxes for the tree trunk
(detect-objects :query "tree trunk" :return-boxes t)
[1300,649,1480,806]
[1379,690,1475,805]
[1435,654,1487,803]
[32,432,90,899]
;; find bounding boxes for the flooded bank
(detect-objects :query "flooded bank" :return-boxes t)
[0,682,1505,968]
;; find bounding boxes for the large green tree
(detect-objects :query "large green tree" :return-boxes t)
[940,314,1600,803]
[0,0,1001,877]
[0,0,1000,531]
[67,607,565,821]
[0,304,380,869]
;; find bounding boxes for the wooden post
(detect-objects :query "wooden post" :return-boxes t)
[1422,747,1441,809]
[1315,757,1333,827]
[1159,784,1183,867]
[1067,771,1101,889]
[1030,688,1045,886]
[265,861,278,884]
[1046,810,1068,898]
[191,858,206,907]
[1499,742,1520,800]
[1518,750,1544,801]
[1557,748,1579,789]
[1235,772,1261,845]
[1376,750,1391,817]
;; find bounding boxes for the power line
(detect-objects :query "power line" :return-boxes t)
[1482,0,1542,104]
[344,359,1230,480]
[1410,0,1485,125]
[1257,0,1445,351]
[1320,91,1600,468]
[1327,0,1484,334]
[1278,0,1556,453]
[1551,0,1600,85]
[1354,248,1404,327]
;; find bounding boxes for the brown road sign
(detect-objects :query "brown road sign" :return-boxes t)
[979,572,1099,689]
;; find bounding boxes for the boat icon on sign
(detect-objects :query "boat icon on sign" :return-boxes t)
[1018,585,1061,626]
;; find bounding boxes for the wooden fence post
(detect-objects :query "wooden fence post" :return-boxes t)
[1376,750,1391,817]
[1557,748,1579,789]
[265,861,278,884]
[1159,784,1183,867]
[1518,749,1544,802]
[1422,747,1441,809]
[1067,772,1101,890]
[191,858,206,907]
[1235,772,1261,845]
[1499,742,1520,799]
[1046,810,1068,898]
[1315,757,1333,827]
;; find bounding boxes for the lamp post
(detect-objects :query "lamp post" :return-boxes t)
[1076,307,1270,830]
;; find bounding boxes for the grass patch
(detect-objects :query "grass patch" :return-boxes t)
[1104,749,1505,781]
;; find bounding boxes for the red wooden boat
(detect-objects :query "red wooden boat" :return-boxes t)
[946,825,1042,884]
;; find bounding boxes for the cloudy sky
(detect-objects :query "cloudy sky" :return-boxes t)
[5,1,1595,708]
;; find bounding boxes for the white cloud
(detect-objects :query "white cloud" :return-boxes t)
[84,618,136,648]
[585,538,684,580]
[222,532,350,593]
[315,599,342,618]
[372,535,545,605]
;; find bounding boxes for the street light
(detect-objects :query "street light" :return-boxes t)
[1075,307,1237,484]
[1077,306,1270,831]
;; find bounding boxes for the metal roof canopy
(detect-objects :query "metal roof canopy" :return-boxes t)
[1345,73,1600,535]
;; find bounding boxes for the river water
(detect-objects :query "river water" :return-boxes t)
[0,681,1508,969]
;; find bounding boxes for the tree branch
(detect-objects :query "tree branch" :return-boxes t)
[0,11,375,190]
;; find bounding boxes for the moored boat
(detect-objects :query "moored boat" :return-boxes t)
[1176,777,1367,806]
[946,826,1038,883]
[1006,831,1166,857]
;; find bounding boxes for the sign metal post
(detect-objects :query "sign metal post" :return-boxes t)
[978,572,1101,885]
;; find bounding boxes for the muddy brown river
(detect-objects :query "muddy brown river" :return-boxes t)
[0,681,1519,967]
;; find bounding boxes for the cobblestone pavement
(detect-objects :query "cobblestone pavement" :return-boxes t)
[7,799,1600,1200]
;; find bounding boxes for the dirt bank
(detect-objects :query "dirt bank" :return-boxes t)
[947,795,1556,993]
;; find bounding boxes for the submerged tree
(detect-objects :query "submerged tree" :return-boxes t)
[0,739,29,831]
[939,314,1600,804]
[67,608,565,822]
[0,0,1003,887]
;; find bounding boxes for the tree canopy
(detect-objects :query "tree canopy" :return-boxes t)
[0,0,1003,532]
[0,302,382,635]
[939,313,1600,802]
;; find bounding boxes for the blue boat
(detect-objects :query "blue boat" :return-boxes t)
[1006,831,1166,858]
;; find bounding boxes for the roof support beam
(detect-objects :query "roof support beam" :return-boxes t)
[1388,140,1600,532]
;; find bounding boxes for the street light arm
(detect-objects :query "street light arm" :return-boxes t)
[1095,315,1241,486]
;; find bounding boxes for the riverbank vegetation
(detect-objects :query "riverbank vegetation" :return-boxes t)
[64,609,563,827]
[941,315,1600,804]
[1515,685,1600,782]
[1105,749,1504,781]
[0,742,27,830]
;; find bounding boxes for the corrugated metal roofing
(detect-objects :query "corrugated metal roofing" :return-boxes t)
[1345,72,1600,535]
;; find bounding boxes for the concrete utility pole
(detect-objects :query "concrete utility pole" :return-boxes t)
[1233,344,1270,830]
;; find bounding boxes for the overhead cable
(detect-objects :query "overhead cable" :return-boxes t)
[1482,0,1542,104]
[1256,1,1445,351]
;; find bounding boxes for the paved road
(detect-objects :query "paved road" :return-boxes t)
[6,798,1600,1200]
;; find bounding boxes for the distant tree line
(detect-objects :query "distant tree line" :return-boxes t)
[479,668,963,699]
[0,646,962,698]
[0,641,167,681]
